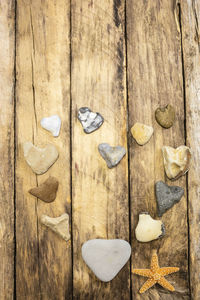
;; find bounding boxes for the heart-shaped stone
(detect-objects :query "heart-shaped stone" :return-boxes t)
[23,142,59,175]
[162,145,191,179]
[78,107,104,133]
[41,213,70,242]
[155,181,184,216]
[29,176,59,203]
[40,115,61,137]
[131,122,153,145]
[98,143,126,168]
[135,213,165,242]
[82,239,131,282]
[155,104,175,128]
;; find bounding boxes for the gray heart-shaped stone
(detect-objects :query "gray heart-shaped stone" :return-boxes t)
[155,181,184,216]
[98,143,126,168]
[82,239,131,282]
[78,107,104,133]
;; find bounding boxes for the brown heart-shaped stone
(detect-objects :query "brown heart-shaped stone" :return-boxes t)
[29,176,59,203]
[155,104,175,128]
[23,142,59,175]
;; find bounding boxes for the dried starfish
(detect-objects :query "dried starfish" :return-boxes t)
[132,250,179,294]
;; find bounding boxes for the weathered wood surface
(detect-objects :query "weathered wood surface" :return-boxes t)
[71,0,130,299]
[15,0,72,299]
[1,0,200,299]
[126,0,190,299]
[181,0,200,299]
[0,1,15,299]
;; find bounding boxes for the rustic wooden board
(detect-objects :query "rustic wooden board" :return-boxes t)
[71,0,130,299]
[126,0,190,299]
[15,0,72,299]
[181,0,200,299]
[0,1,15,299]
[2,0,200,298]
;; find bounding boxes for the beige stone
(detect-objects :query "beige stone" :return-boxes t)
[23,142,59,175]
[155,104,175,128]
[131,122,153,145]
[135,213,165,242]
[41,213,70,242]
[162,145,192,180]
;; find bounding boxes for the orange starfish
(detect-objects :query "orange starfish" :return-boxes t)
[132,250,179,294]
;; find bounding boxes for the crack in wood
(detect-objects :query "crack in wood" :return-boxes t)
[178,3,191,299]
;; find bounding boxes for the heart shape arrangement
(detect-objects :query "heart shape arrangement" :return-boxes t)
[155,181,184,216]
[40,115,61,137]
[98,143,126,168]
[155,104,175,128]
[82,239,131,282]
[78,107,104,134]
[23,142,59,175]
[29,176,59,203]
[41,213,70,242]
[162,145,191,179]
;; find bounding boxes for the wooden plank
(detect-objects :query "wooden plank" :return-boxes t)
[0,1,15,299]
[16,0,72,299]
[180,0,200,298]
[71,0,130,299]
[126,0,190,299]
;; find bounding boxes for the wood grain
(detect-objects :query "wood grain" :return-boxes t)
[181,0,200,299]
[126,0,190,298]
[16,0,72,299]
[71,0,130,299]
[1,0,199,298]
[0,1,15,299]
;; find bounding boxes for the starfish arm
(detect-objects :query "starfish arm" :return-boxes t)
[139,278,156,294]
[151,250,159,272]
[159,267,180,276]
[157,277,175,292]
[132,268,152,277]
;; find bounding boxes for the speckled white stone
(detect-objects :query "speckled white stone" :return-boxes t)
[40,115,61,137]
[82,239,131,282]
[78,107,104,133]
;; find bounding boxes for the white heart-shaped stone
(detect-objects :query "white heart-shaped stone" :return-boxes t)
[40,115,61,137]
[82,239,131,282]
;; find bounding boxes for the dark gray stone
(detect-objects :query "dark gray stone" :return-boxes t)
[155,181,184,216]
[98,143,126,168]
[78,107,104,133]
